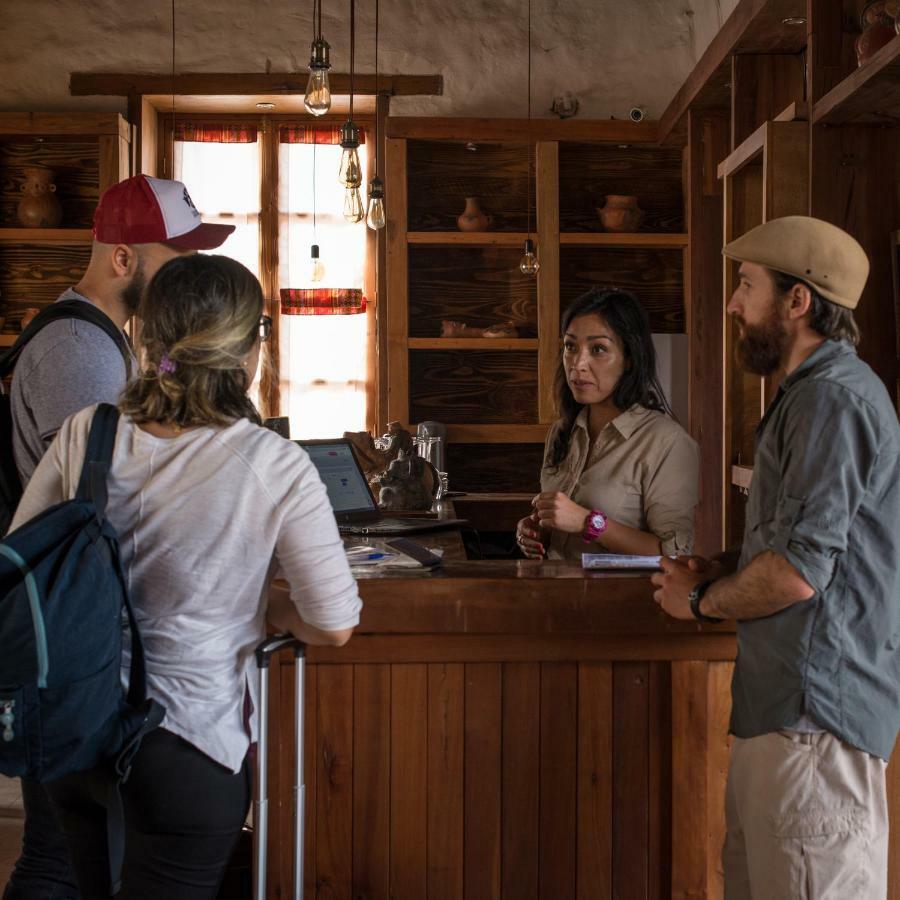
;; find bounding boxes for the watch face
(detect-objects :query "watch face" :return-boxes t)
[590,512,606,529]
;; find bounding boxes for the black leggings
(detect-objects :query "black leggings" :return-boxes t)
[46,729,251,900]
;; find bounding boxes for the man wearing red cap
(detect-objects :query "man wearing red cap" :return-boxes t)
[4,174,232,900]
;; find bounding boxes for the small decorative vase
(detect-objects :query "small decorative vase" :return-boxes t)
[16,166,62,228]
[457,197,492,232]
[856,1,897,65]
[596,195,644,233]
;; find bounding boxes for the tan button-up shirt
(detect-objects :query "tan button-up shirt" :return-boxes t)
[540,405,699,560]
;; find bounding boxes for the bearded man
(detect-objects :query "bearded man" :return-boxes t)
[4,174,232,900]
[651,216,900,899]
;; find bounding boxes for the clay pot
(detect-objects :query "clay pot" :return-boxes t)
[457,197,492,232]
[596,195,644,233]
[17,166,62,228]
[856,1,897,64]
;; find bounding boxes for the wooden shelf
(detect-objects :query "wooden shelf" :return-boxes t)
[407,232,530,247]
[731,464,754,492]
[559,232,688,248]
[813,34,900,125]
[718,121,767,179]
[0,228,94,244]
[0,334,17,348]
[412,423,550,444]
[408,338,539,350]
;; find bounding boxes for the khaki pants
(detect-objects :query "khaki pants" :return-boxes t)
[723,730,888,900]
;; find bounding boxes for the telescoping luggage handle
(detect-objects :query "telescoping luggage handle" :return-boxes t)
[254,636,306,900]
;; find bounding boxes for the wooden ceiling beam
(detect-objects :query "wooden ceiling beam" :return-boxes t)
[70,72,443,98]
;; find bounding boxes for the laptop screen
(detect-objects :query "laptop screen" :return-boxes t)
[297,440,378,516]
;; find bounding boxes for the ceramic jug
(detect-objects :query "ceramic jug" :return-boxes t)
[17,166,62,228]
[457,197,492,232]
[597,195,644,233]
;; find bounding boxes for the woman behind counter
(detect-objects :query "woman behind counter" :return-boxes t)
[517,287,699,560]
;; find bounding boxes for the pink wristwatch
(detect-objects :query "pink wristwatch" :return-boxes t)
[582,508,609,544]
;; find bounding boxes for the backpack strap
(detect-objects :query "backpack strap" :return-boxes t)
[75,402,120,514]
[0,300,133,381]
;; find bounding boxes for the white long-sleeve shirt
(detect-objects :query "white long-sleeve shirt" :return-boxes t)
[12,405,361,772]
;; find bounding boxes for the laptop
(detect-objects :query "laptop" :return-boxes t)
[297,438,466,535]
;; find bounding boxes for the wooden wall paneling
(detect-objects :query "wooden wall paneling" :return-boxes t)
[888,751,900,900]
[763,121,809,220]
[385,137,409,425]
[391,664,428,900]
[0,139,99,228]
[388,117,659,144]
[444,442,544,494]
[408,246,537,338]
[559,247,685,333]
[408,350,538,424]
[501,663,540,900]
[612,662,650,900]
[670,661,711,899]
[687,111,730,556]
[464,663,502,900]
[537,141,560,424]
[648,662,672,900]
[407,141,532,233]
[730,53,807,149]
[576,663,613,900]
[427,664,465,900]
[558,144,685,234]
[0,243,92,324]
[706,663,734,897]
[893,231,900,408]
[258,119,280,420]
[810,124,900,395]
[807,0,861,102]
[539,663,578,900]
[353,665,391,900]
[316,665,354,899]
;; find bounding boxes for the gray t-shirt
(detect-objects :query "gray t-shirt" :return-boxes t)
[11,288,135,484]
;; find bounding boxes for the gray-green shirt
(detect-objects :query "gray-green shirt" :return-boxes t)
[730,339,900,760]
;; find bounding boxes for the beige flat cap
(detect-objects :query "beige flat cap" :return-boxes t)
[722,216,869,309]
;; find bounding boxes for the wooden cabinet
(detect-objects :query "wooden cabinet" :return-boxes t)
[384,119,687,493]
[0,113,131,345]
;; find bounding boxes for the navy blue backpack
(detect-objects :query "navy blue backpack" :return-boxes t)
[0,403,164,888]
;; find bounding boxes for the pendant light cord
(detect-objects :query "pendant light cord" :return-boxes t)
[527,0,532,240]
[171,0,176,126]
[349,0,355,122]
[374,0,379,177]
[313,140,317,238]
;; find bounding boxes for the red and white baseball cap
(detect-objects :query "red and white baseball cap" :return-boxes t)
[92,174,235,250]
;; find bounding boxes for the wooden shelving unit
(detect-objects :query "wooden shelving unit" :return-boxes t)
[812,33,900,125]
[0,113,130,333]
[385,119,686,492]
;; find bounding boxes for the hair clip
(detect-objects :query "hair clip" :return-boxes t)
[159,353,177,374]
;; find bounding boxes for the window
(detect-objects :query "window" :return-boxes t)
[171,118,372,438]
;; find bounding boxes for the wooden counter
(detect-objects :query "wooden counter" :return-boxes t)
[262,526,744,900]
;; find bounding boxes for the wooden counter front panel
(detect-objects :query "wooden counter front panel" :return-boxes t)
[270,657,698,900]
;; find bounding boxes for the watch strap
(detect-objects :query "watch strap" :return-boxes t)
[689,579,724,623]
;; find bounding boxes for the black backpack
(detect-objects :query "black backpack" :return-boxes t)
[0,300,132,534]
[0,402,164,891]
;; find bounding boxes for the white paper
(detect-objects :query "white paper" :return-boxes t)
[581,553,663,570]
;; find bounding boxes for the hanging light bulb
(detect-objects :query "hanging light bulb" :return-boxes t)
[519,238,540,277]
[304,38,332,116]
[366,176,386,230]
[308,243,326,282]
[338,119,363,188]
[343,186,365,223]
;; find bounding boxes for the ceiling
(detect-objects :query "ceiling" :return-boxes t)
[0,0,741,120]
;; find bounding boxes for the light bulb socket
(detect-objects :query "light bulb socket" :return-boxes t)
[340,119,360,149]
[368,176,385,200]
[309,37,331,70]
[523,238,536,254]
[310,244,320,259]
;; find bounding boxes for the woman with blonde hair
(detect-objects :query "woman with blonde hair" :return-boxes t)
[11,254,360,898]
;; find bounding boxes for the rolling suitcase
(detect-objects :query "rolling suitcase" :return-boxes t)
[253,635,307,900]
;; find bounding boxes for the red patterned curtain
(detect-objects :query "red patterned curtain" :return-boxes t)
[279,125,366,145]
[280,288,367,315]
[174,123,258,143]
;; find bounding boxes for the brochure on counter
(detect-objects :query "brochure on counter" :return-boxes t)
[581,553,663,570]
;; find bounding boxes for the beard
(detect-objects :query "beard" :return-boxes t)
[119,259,146,314]
[734,301,789,376]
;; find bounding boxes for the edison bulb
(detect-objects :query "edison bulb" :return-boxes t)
[308,244,325,282]
[519,238,540,276]
[343,187,365,223]
[366,177,386,230]
[304,68,331,116]
[338,145,363,188]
